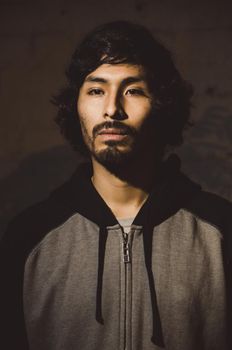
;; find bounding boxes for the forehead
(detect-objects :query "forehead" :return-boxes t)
[83,63,147,84]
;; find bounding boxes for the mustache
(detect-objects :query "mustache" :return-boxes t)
[93,121,137,138]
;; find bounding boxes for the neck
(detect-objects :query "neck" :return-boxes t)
[91,155,161,219]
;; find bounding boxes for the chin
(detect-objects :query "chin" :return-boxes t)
[92,144,135,168]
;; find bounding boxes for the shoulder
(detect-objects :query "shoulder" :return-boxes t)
[0,177,78,258]
[185,190,232,232]
[184,190,232,261]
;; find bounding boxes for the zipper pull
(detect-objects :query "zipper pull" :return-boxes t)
[122,233,131,263]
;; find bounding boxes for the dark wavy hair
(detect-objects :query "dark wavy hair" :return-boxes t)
[52,21,193,157]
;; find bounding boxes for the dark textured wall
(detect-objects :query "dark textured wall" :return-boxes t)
[1,0,232,233]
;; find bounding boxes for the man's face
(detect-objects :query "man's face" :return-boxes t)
[77,63,154,166]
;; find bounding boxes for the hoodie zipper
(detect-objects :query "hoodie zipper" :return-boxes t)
[122,231,131,264]
[121,228,132,350]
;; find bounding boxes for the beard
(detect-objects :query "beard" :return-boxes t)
[80,120,142,170]
[93,138,137,167]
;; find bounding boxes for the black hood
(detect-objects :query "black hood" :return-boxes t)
[54,154,201,228]
[51,154,202,347]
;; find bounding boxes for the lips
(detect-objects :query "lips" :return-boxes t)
[98,128,127,135]
[96,128,129,142]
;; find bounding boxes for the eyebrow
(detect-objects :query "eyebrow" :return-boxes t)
[84,75,147,85]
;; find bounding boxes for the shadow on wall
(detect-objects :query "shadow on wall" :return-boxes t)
[178,105,232,201]
[1,104,232,236]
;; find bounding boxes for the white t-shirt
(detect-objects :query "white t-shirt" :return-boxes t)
[117,217,134,233]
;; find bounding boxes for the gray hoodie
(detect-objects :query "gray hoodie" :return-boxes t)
[0,155,231,350]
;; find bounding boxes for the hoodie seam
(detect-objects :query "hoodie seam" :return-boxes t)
[26,213,97,261]
[181,207,224,238]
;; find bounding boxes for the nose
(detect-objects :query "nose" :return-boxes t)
[104,91,127,120]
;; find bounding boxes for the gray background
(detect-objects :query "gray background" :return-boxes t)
[0,0,232,234]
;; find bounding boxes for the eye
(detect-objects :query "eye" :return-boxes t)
[87,88,104,96]
[125,88,145,96]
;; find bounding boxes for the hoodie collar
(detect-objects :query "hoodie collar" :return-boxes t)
[61,154,201,229]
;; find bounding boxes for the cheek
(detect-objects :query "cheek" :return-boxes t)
[77,102,93,135]
[79,115,92,141]
[77,98,100,128]
[126,100,152,124]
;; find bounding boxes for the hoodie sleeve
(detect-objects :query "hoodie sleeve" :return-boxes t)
[0,184,78,350]
[186,190,232,349]
[0,217,30,349]
[221,207,232,349]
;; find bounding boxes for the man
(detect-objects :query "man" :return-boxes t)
[0,21,231,350]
